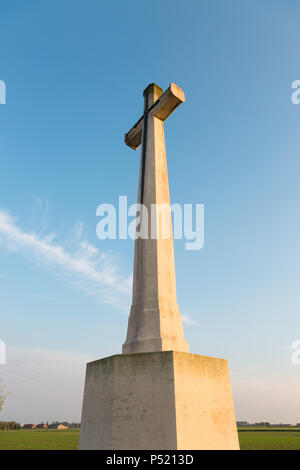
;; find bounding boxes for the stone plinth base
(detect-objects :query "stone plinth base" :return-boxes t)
[79,351,239,450]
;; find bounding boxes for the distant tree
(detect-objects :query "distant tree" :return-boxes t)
[69,422,80,428]
[47,420,80,429]
[0,421,21,430]
[0,380,8,413]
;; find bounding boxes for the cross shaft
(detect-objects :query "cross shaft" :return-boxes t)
[122,82,189,355]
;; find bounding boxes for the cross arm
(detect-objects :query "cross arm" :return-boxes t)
[124,83,185,150]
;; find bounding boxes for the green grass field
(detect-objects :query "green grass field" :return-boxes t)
[238,431,300,450]
[0,429,80,450]
[1,429,300,450]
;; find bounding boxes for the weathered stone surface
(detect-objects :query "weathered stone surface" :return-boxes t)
[79,351,239,450]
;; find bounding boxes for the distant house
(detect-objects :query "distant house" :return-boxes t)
[57,424,68,430]
[36,423,48,429]
[22,424,36,430]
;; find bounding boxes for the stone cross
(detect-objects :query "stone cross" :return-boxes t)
[122,83,189,354]
[79,83,239,451]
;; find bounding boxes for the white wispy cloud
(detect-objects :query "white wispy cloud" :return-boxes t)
[0,209,131,310]
[32,195,49,235]
[72,221,83,240]
[0,207,195,323]
[181,314,197,325]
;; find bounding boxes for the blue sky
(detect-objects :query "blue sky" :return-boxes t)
[0,0,300,423]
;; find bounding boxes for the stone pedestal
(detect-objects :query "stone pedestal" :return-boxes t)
[79,351,239,450]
